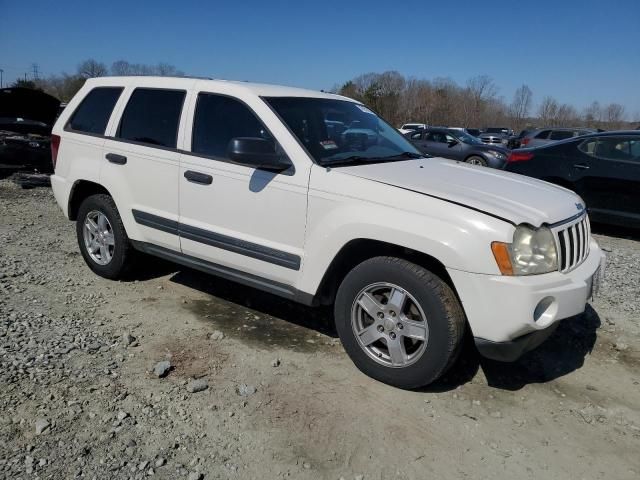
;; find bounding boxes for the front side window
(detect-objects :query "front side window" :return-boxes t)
[410,131,422,140]
[117,88,185,148]
[264,97,421,166]
[426,132,447,143]
[192,93,269,159]
[67,87,123,134]
[595,137,639,162]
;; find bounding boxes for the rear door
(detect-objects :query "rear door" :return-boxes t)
[101,87,187,251]
[576,135,640,224]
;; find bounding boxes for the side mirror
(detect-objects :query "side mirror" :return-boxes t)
[227,137,291,171]
[447,139,459,147]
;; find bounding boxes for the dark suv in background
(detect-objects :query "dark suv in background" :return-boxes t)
[405,127,510,167]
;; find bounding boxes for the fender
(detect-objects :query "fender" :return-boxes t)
[296,188,513,296]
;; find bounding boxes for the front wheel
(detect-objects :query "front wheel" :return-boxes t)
[465,155,487,167]
[334,257,465,389]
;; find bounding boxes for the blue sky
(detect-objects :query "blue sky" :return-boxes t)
[2,0,639,116]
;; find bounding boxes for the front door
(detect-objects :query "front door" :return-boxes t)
[576,135,640,225]
[178,92,308,286]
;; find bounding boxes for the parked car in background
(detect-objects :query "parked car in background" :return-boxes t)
[0,87,61,176]
[398,123,427,134]
[485,127,514,136]
[518,127,597,148]
[504,131,640,228]
[405,127,510,167]
[479,132,508,147]
[450,127,481,137]
[507,129,535,149]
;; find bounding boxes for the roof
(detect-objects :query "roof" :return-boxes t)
[84,76,351,101]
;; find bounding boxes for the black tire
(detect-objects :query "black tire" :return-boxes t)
[76,194,133,279]
[465,155,487,167]
[334,256,465,389]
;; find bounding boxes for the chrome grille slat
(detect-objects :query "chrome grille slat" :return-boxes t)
[552,213,590,273]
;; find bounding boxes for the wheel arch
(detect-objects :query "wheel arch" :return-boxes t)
[67,180,112,221]
[311,238,457,306]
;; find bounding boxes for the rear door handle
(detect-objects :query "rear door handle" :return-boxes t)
[106,153,127,165]
[573,163,590,170]
[184,170,213,185]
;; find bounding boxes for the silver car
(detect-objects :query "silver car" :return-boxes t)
[519,128,597,148]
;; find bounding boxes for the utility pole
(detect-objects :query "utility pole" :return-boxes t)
[0,69,3,88]
[31,63,40,81]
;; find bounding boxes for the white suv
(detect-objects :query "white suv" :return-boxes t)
[50,76,604,389]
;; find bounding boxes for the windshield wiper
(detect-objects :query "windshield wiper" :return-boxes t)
[378,151,425,160]
[323,152,425,167]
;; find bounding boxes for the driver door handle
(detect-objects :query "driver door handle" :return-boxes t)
[573,163,590,170]
[184,170,213,185]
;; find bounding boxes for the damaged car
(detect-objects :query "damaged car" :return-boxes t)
[0,87,61,176]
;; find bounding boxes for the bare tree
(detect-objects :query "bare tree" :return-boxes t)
[77,59,108,79]
[556,104,578,127]
[604,103,625,128]
[583,101,602,128]
[466,75,498,126]
[538,96,559,125]
[510,84,533,130]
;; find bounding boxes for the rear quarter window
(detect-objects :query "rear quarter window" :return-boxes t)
[549,130,574,140]
[117,88,186,148]
[66,87,123,134]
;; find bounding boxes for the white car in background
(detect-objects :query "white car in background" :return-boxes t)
[398,123,427,134]
[50,76,604,389]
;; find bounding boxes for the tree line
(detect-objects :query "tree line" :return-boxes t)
[334,71,633,131]
[9,61,634,131]
[10,59,185,102]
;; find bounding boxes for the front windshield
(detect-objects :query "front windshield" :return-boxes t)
[264,97,422,166]
[451,130,482,145]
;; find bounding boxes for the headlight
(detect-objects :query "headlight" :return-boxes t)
[491,225,558,275]
[487,150,506,159]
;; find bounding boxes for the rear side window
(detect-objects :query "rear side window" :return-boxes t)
[549,130,574,140]
[535,130,551,139]
[66,87,123,134]
[117,89,185,148]
[191,93,268,159]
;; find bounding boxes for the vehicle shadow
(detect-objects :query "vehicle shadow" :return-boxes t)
[128,261,601,392]
[168,267,338,338]
[426,304,601,392]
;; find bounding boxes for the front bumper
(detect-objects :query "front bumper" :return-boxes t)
[448,240,603,358]
[474,322,559,362]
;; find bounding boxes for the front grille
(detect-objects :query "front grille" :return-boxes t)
[552,214,590,273]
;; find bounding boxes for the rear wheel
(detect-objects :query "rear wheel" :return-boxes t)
[76,194,133,279]
[334,257,465,389]
[465,155,487,167]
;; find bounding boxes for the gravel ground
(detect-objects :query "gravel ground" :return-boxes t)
[1,181,639,480]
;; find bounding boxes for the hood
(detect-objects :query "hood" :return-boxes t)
[0,88,61,134]
[336,157,583,227]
